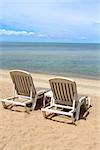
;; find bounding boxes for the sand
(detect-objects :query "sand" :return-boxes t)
[0,69,100,150]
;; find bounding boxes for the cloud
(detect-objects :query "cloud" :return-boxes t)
[0,29,35,36]
[0,29,48,38]
[92,22,100,27]
[37,33,46,37]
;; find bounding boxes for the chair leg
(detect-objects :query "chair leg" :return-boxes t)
[71,115,76,123]
[31,98,37,111]
[83,96,91,111]
[75,104,81,121]
[42,111,47,118]
[87,96,91,108]
[25,106,30,113]
[2,102,7,109]
[43,95,46,108]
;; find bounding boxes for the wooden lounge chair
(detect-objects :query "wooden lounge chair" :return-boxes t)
[0,70,46,112]
[42,77,91,122]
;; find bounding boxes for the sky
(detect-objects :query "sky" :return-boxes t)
[0,0,100,43]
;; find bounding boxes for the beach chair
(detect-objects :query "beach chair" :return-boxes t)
[42,77,91,122]
[0,70,46,112]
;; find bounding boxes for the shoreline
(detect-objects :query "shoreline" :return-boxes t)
[0,69,100,98]
[0,68,100,81]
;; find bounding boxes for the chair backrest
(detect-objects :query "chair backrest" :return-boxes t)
[49,77,78,106]
[10,70,36,98]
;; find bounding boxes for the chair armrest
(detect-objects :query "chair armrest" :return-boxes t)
[43,90,54,107]
[3,96,18,101]
[37,88,50,96]
[79,96,91,108]
[75,96,91,121]
[37,90,46,96]
[79,96,87,104]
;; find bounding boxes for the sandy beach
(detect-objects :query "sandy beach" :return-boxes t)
[0,69,100,150]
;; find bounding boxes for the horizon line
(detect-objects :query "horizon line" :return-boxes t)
[0,41,99,44]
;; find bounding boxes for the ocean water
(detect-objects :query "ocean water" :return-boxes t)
[0,42,100,79]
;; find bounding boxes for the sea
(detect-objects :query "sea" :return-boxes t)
[0,42,100,79]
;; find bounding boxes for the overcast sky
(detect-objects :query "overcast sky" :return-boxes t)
[0,0,99,43]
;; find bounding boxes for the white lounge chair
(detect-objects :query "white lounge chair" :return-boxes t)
[0,70,46,112]
[42,77,91,122]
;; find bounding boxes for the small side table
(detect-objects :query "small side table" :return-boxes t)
[43,90,53,107]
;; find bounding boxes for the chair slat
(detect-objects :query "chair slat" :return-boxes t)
[49,77,78,106]
[56,83,62,101]
[62,83,68,101]
[10,70,36,97]
[59,83,65,101]
[15,75,21,93]
[53,82,58,100]
[65,83,70,102]
[23,76,29,94]
[69,83,74,102]
[50,82,56,99]
[20,76,26,95]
